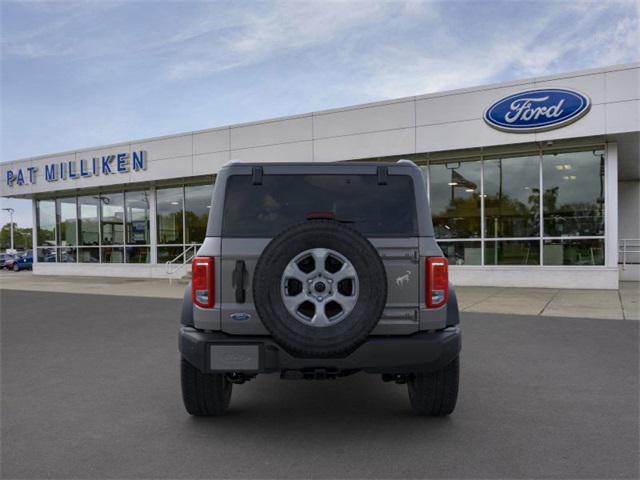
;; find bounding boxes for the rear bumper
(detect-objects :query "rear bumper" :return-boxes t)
[179,326,461,375]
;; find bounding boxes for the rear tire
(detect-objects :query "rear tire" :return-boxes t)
[13,264,19,272]
[408,357,459,416]
[181,357,232,416]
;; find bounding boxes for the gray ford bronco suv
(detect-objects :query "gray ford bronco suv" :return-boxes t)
[180,160,461,416]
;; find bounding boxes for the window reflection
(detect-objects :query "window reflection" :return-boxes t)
[125,191,150,245]
[157,187,183,244]
[485,240,540,265]
[429,160,481,238]
[37,200,56,246]
[78,196,100,246]
[438,241,481,265]
[544,239,604,265]
[484,155,540,238]
[542,150,605,237]
[78,247,99,263]
[37,246,56,262]
[126,246,150,263]
[56,198,77,246]
[101,193,124,245]
[185,184,212,244]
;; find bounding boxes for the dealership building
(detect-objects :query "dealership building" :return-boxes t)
[1,63,638,289]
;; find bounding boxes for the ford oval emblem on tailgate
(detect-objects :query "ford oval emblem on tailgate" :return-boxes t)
[230,312,251,321]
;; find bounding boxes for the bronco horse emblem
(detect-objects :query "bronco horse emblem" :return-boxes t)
[395,270,411,287]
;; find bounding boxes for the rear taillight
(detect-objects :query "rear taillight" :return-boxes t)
[192,257,215,308]
[426,257,448,308]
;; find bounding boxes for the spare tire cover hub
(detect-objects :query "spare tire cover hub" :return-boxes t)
[281,248,359,328]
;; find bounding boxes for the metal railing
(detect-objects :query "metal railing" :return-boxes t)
[166,244,199,282]
[619,238,640,269]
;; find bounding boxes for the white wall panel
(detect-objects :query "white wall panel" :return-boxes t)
[534,72,606,105]
[193,151,230,176]
[193,128,230,154]
[131,134,192,161]
[606,100,640,134]
[314,101,414,138]
[450,266,619,289]
[416,119,536,152]
[230,116,312,150]
[314,128,415,161]
[416,85,533,126]
[535,104,606,142]
[132,156,193,182]
[606,68,640,103]
[76,144,131,162]
[618,181,640,239]
[230,141,313,163]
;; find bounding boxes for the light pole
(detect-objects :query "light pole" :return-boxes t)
[2,207,15,251]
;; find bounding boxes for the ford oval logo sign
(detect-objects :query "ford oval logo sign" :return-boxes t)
[484,88,591,133]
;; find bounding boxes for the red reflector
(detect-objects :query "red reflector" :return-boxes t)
[426,257,448,308]
[192,257,215,308]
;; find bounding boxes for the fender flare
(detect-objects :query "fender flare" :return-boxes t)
[180,282,194,327]
[446,282,459,326]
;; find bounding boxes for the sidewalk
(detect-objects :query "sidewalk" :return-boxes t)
[1,271,638,320]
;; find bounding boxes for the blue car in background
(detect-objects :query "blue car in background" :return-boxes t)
[12,252,33,271]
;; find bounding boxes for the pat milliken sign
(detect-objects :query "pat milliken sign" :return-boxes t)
[5,151,147,187]
[484,88,591,133]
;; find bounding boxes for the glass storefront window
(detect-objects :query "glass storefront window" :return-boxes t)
[78,247,100,263]
[484,155,540,238]
[36,246,56,262]
[485,240,540,265]
[438,241,482,265]
[542,150,605,237]
[126,246,150,264]
[78,196,100,246]
[185,184,212,244]
[101,193,124,245]
[56,197,77,246]
[157,187,183,244]
[125,191,150,245]
[58,246,77,263]
[37,200,56,246]
[158,246,183,264]
[101,247,124,263]
[543,238,604,265]
[429,160,481,238]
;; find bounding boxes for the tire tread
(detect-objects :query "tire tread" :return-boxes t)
[408,357,459,416]
[181,358,232,416]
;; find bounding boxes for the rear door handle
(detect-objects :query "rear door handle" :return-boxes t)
[232,260,246,303]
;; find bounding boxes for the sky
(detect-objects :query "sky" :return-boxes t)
[1,0,639,228]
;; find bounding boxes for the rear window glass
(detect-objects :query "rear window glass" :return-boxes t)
[222,174,417,237]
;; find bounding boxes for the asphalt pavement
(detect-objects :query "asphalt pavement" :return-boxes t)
[1,289,638,479]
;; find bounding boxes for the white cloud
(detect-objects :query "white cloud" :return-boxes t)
[351,1,640,100]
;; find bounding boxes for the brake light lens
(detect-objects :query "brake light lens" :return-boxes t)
[192,257,215,308]
[426,257,448,308]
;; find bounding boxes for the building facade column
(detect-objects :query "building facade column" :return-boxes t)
[605,142,619,272]
[31,198,37,265]
[149,186,158,264]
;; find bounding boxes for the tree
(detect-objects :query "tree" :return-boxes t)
[0,223,32,251]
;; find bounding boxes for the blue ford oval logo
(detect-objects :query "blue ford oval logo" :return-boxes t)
[230,312,251,321]
[484,88,590,133]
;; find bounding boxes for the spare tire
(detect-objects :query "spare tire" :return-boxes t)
[253,220,387,357]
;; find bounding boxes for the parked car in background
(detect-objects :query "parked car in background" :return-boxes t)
[2,253,17,270]
[12,252,33,271]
